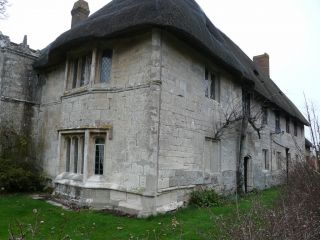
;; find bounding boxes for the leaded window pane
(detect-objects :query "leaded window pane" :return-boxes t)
[94,138,105,175]
[81,138,84,174]
[210,74,216,100]
[80,53,92,87]
[204,68,209,97]
[100,50,112,83]
[72,59,79,88]
[66,138,71,172]
[275,110,280,133]
[80,56,86,87]
[73,138,78,173]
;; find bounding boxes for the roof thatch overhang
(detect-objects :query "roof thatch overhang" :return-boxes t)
[33,0,308,125]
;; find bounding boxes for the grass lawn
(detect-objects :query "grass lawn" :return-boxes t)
[0,188,278,240]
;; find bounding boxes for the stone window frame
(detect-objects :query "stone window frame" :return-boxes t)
[294,119,298,137]
[263,149,269,170]
[286,115,290,133]
[65,45,114,90]
[62,134,85,174]
[58,127,112,181]
[276,151,282,170]
[204,67,220,102]
[275,110,281,133]
[262,106,268,125]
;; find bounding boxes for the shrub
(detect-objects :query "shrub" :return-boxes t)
[199,161,320,240]
[0,122,45,192]
[189,187,222,207]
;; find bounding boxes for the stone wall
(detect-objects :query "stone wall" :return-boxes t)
[0,32,40,159]
[35,29,306,216]
[156,30,305,208]
[38,32,161,216]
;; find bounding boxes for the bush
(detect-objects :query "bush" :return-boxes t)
[200,161,320,240]
[0,122,45,192]
[189,187,222,207]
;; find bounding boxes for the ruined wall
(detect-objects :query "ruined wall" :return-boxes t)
[0,32,40,159]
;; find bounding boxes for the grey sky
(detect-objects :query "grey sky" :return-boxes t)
[1,0,319,137]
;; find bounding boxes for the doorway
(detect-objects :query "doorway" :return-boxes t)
[244,156,252,193]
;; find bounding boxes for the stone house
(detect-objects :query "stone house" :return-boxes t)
[0,0,308,216]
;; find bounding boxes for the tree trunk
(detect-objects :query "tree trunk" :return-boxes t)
[237,113,248,194]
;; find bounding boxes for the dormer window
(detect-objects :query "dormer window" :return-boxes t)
[67,48,113,90]
[70,53,92,89]
[99,50,112,83]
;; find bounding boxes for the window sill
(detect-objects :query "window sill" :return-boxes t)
[55,172,84,181]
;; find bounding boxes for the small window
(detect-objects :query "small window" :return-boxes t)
[275,110,281,133]
[70,53,92,89]
[243,91,251,116]
[286,116,290,133]
[263,149,269,170]
[262,106,268,125]
[81,138,85,174]
[94,138,105,175]
[294,120,298,136]
[64,135,84,174]
[73,137,79,173]
[204,68,220,102]
[66,138,71,172]
[100,50,112,83]
[276,152,282,170]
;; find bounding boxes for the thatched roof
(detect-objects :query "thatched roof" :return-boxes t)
[33,0,308,125]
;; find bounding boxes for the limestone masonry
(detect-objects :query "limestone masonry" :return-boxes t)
[0,0,307,217]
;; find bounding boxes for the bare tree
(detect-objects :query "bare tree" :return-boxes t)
[0,0,10,20]
[304,93,320,169]
[212,87,266,193]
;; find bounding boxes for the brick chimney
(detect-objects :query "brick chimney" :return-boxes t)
[253,53,270,77]
[71,0,90,28]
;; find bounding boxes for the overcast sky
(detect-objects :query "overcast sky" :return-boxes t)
[1,0,319,137]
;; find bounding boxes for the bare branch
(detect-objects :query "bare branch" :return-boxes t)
[0,0,10,20]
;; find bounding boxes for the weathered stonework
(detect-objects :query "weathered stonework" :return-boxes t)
[0,1,307,217]
[0,32,41,159]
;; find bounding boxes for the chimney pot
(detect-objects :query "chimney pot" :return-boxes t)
[71,0,90,29]
[253,53,270,77]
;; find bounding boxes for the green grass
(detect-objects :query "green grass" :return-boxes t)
[0,188,278,240]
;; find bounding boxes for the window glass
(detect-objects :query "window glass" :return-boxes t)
[81,138,85,174]
[286,116,290,133]
[263,149,269,170]
[275,110,280,133]
[72,59,79,88]
[80,53,92,87]
[277,152,281,169]
[210,74,216,100]
[262,106,268,125]
[204,68,209,98]
[95,138,105,175]
[294,120,298,136]
[204,68,219,101]
[244,92,250,116]
[66,138,71,172]
[100,50,112,83]
[73,137,78,173]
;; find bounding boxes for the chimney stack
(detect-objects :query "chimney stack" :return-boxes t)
[71,0,90,28]
[253,53,270,77]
